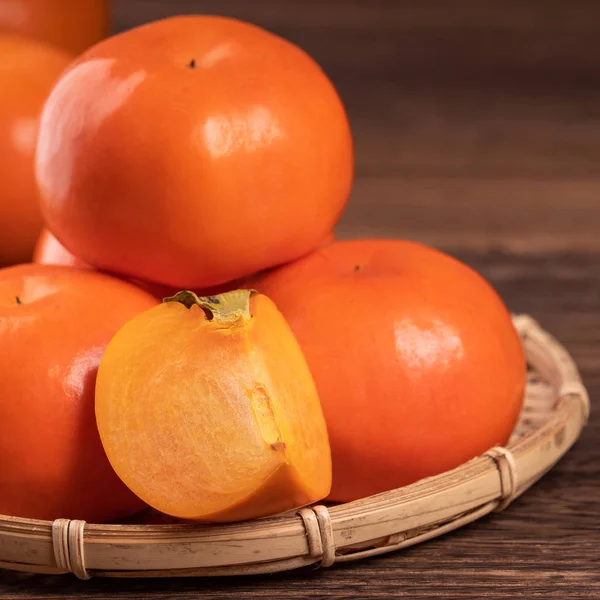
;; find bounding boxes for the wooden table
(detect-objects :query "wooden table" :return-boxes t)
[2,1,599,597]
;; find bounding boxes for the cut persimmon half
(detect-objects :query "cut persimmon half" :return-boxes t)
[95,290,331,522]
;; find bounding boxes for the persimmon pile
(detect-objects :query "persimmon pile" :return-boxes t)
[0,14,526,524]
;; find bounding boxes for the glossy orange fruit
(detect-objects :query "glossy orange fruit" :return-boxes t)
[0,35,71,267]
[0,0,110,55]
[33,228,338,274]
[0,264,157,521]
[36,15,353,289]
[252,239,527,501]
[33,228,88,268]
[96,290,331,521]
[32,228,240,303]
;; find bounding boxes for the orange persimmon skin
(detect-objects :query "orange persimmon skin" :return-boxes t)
[0,35,71,267]
[33,228,337,273]
[0,264,157,521]
[32,229,238,302]
[252,239,527,501]
[33,228,89,268]
[0,0,110,55]
[95,291,332,522]
[36,15,353,288]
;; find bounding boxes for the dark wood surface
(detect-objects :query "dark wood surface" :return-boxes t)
[2,1,600,598]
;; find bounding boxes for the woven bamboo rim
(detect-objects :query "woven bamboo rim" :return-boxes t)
[0,315,589,579]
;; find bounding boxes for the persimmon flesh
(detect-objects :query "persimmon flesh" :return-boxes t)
[95,290,331,521]
[0,0,110,55]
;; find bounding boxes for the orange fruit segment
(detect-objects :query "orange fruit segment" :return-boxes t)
[95,290,331,522]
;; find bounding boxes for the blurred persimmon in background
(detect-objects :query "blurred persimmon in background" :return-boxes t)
[0,0,110,55]
[36,16,353,289]
[0,35,71,267]
[33,228,88,268]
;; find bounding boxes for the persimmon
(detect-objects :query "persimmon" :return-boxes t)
[0,0,110,55]
[95,290,332,521]
[33,228,88,268]
[0,35,71,267]
[320,231,336,248]
[36,15,353,288]
[33,229,336,272]
[252,240,527,501]
[32,229,240,304]
[0,264,157,521]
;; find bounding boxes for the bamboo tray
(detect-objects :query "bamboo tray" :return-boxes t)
[0,315,589,579]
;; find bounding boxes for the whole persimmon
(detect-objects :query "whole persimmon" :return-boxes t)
[252,240,527,501]
[0,264,157,521]
[96,290,332,522]
[36,15,353,289]
[0,0,109,55]
[0,35,71,267]
[33,228,88,268]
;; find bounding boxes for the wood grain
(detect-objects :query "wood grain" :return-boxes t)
[2,0,599,597]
